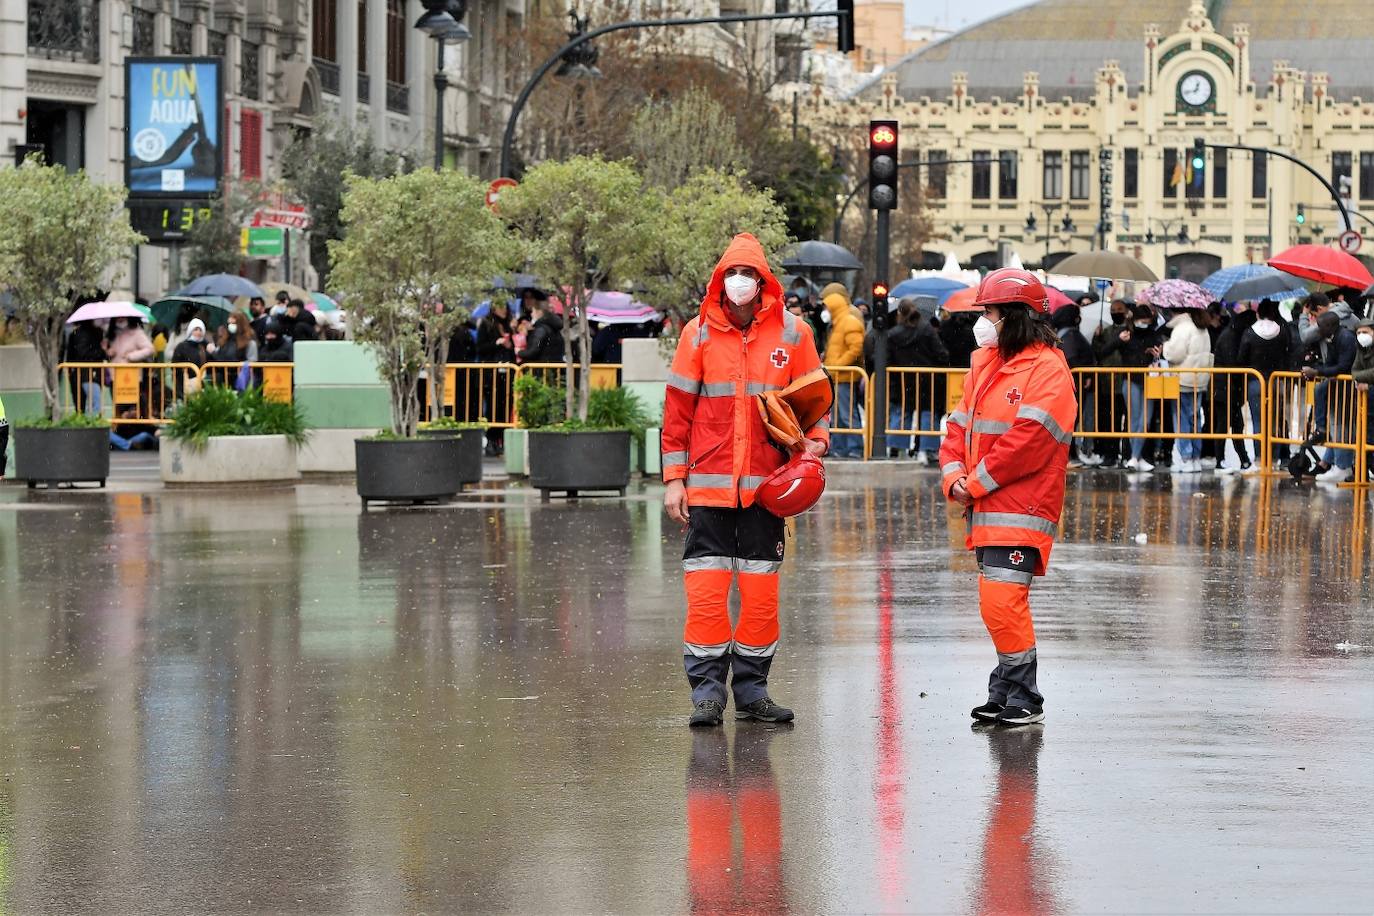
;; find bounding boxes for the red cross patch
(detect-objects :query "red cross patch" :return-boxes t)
[770,347,789,368]
[1005,387,1023,405]
[1009,550,1026,566]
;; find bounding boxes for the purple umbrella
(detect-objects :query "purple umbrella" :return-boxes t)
[586,291,661,325]
[65,300,146,324]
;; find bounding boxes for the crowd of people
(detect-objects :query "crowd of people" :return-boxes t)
[785,278,1374,484]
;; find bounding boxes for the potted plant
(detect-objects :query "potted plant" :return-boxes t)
[499,156,649,496]
[0,159,143,486]
[160,386,312,484]
[416,417,486,487]
[328,168,517,507]
[518,374,652,500]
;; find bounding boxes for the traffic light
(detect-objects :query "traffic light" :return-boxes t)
[871,282,890,330]
[1191,138,1206,171]
[836,0,855,54]
[868,120,898,210]
[1296,204,1306,225]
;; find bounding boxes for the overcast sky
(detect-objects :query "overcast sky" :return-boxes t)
[912,0,1034,31]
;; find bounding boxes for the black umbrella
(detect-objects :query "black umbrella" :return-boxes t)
[780,240,863,272]
[1224,270,1311,302]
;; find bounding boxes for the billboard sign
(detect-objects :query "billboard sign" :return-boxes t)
[125,57,223,198]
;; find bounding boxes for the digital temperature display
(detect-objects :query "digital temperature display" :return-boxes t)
[128,199,213,242]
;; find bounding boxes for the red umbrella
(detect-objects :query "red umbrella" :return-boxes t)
[1045,287,1074,310]
[944,287,981,313]
[1267,245,1373,290]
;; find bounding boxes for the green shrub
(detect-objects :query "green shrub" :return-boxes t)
[514,372,566,429]
[545,386,654,443]
[418,417,487,431]
[166,385,312,449]
[13,413,109,429]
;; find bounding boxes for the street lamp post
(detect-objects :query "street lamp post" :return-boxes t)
[415,0,471,171]
[1143,217,1188,277]
[1023,202,1075,269]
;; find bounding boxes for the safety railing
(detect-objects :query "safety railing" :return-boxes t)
[881,368,968,458]
[824,365,871,460]
[199,361,294,403]
[59,362,204,426]
[1268,371,1369,485]
[425,362,518,427]
[1070,366,1268,467]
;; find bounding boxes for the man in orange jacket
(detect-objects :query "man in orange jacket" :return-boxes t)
[662,233,829,727]
[939,268,1076,726]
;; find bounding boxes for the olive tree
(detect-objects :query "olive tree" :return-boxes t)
[329,169,518,437]
[499,156,648,422]
[639,168,791,330]
[0,159,143,421]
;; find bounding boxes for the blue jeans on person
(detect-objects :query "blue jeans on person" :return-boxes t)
[1122,380,1154,460]
[832,380,863,457]
[885,406,937,454]
[1176,389,1203,461]
[110,430,156,451]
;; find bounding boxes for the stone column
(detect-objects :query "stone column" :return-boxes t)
[339,0,358,121]
[368,0,386,148]
[0,0,27,160]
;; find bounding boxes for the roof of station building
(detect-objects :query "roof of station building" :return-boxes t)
[853,0,1374,102]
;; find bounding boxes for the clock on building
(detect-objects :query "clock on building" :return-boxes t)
[1178,71,1215,112]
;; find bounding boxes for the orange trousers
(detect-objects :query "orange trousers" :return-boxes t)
[976,546,1043,709]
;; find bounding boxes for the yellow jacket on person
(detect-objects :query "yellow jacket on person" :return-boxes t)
[822,293,865,367]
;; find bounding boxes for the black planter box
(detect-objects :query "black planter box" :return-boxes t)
[528,429,631,500]
[355,435,470,507]
[417,428,484,485]
[14,426,110,488]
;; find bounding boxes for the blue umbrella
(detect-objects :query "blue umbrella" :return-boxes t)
[1200,264,1270,298]
[889,276,970,305]
[175,273,266,300]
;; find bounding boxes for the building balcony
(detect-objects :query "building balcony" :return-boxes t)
[316,59,341,96]
[386,81,409,114]
[28,0,100,63]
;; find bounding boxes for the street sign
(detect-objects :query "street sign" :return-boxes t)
[487,177,517,210]
[1339,229,1363,254]
[251,205,310,230]
[241,226,285,258]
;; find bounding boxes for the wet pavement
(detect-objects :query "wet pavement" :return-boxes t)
[0,470,1370,913]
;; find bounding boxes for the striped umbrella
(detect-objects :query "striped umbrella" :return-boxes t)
[1200,263,1271,298]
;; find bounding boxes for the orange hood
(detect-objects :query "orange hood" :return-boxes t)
[700,233,784,330]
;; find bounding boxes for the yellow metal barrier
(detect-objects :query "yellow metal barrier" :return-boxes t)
[199,361,294,403]
[59,362,204,425]
[1069,366,1267,465]
[824,364,870,460]
[881,368,968,456]
[426,362,519,426]
[517,362,621,392]
[1267,371,1369,485]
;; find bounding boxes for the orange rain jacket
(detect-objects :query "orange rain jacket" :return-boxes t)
[662,233,830,508]
[939,341,1077,575]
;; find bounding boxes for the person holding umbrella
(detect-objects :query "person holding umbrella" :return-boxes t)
[940,268,1077,726]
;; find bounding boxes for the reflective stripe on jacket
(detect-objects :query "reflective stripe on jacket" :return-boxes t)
[938,341,1076,574]
[662,233,830,508]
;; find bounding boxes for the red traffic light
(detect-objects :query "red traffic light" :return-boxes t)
[870,125,897,148]
[872,283,889,298]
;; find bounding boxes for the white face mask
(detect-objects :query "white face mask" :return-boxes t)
[723,274,758,306]
[973,315,1002,348]
[228,322,238,334]
[1359,332,1374,348]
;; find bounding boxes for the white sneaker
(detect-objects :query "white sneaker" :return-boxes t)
[1188,459,1204,473]
[1082,453,1104,467]
[1170,461,1188,474]
[1135,457,1155,472]
[914,451,930,467]
[1123,457,1138,470]
[1315,465,1352,483]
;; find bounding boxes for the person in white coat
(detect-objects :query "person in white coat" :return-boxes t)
[1162,308,1215,473]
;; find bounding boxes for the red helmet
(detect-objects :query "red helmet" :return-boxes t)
[974,268,1050,314]
[755,452,826,518]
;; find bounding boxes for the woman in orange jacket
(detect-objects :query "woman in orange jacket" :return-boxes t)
[939,268,1077,726]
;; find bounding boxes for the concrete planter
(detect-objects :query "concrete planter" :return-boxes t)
[161,434,301,484]
[14,426,110,488]
[528,430,631,500]
[417,427,484,485]
[355,436,468,507]
[504,428,529,477]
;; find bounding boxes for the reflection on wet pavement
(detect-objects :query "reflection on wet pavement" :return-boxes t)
[0,473,1370,912]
